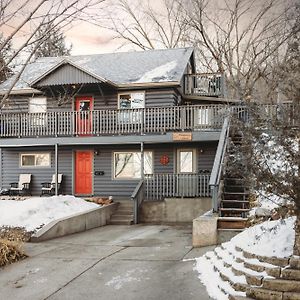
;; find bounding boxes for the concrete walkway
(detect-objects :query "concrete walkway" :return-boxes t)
[0,224,214,300]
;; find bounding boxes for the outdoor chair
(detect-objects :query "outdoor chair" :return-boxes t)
[41,174,63,196]
[9,174,32,196]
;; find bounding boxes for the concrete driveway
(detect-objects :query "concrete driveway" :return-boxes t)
[0,224,213,300]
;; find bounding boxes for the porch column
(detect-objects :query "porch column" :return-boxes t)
[55,143,58,196]
[140,142,144,180]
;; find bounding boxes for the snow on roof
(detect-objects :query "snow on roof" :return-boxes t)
[0,47,193,91]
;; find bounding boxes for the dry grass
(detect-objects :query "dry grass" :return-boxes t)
[0,226,29,267]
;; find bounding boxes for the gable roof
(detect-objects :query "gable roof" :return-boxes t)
[0,47,194,93]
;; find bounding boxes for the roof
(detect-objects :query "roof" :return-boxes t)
[0,47,194,92]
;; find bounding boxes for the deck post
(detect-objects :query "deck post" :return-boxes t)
[55,143,58,196]
[140,142,144,180]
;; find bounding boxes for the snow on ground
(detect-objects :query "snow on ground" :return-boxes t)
[0,195,99,232]
[194,217,296,300]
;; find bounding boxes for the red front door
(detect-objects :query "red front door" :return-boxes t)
[75,151,93,195]
[75,96,93,135]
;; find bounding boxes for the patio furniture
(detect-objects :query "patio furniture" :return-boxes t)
[41,174,63,196]
[9,174,32,196]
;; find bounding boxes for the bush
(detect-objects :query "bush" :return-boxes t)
[0,226,29,267]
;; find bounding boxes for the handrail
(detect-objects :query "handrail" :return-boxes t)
[209,114,230,211]
[131,179,144,224]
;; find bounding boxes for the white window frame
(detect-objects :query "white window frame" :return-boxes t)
[29,97,47,126]
[20,152,51,168]
[117,92,145,123]
[113,151,153,179]
[177,149,196,174]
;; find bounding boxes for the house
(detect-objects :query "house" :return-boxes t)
[0,47,231,224]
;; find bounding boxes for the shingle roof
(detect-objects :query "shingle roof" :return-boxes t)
[0,47,194,91]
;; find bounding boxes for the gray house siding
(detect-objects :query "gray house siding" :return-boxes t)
[0,142,217,197]
[0,88,180,114]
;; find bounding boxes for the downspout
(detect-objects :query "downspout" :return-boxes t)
[55,143,58,196]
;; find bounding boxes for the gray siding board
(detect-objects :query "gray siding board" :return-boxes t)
[1,87,180,114]
[0,142,217,197]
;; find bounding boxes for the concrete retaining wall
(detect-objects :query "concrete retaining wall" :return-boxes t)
[140,197,212,223]
[31,203,118,242]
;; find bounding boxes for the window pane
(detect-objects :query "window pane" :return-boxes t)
[115,153,140,178]
[179,151,193,173]
[36,154,50,166]
[131,93,145,109]
[144,152,153,175]
[119,94,131,109]
[21,153,50,167]
[114,151,153,178]
[22,155,35,166]
[29,98,47,113]
[80,101,90,112]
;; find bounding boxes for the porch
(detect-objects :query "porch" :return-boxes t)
[0,104,225,138]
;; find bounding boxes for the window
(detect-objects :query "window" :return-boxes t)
[177,149,196,173]
[114,151,153,179]
[20,153,50,167]
[118,92,145,123]
[29,97,47,126]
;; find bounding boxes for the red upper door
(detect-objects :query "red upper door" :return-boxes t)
[75,150,93,195]
[75,96,93,135]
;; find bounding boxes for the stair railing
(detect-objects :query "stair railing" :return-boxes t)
[131,179,144,224]
[209,114,231,212]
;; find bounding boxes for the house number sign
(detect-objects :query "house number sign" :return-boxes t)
[160,155,169,165]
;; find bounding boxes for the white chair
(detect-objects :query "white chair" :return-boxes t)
[41,174,63,196]
[9,174,32,195]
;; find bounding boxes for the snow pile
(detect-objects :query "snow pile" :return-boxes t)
[194,217,296,300]
[137,60,177,83]
[0,195,99,231]
[227,217,296,258]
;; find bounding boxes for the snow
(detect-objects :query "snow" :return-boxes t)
[0,195,99,231]
[137,60,177,83]
[194,217,296,300]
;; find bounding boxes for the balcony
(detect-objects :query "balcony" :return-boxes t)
[0,105,226,138]
[184,73,225,97]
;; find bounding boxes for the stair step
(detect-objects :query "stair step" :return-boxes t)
[224,192,249,195]
[262,278,300,292]
[281,268,300,281]
[218,217,247,229]
[110,220,133,225]
[110,214,133,220]
[247,287,283,300]
[221,200,249,203]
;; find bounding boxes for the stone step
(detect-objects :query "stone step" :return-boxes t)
[116,209,134,215]
[272,268,300,281]
[290,257,300,270]
[243,261,281,278]
[229,296,254,300]
[109,219,133,225]
[262,278,300,293]
[231,266,264,286]
[247,287,283,300]
[110,214,133,221]
[242,250,290,268]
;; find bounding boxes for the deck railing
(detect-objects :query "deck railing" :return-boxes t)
[184,73,225,97]
[145,173,211,200]
[0,105,225,138]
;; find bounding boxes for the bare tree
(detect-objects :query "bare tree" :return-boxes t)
[101,0,297,101]
[0,0,106,108]
[101,0,189,50]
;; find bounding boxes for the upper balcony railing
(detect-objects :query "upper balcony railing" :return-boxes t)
[0,105,226,138]
[184,73,225,97]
